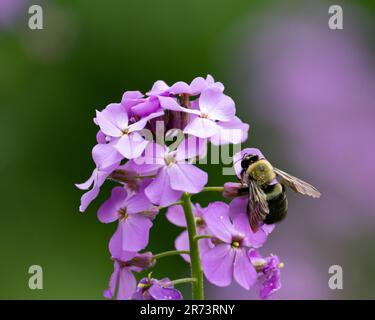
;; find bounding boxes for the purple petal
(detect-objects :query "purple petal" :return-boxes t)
[131,96,160,117]
[103,261,120,299]
[96,103,128,137]
[198,236,213,258]
[149,283,183,300]
[260,255,282,299]
[115,133,149,159]
[96,130,107,144]
[198,88,235,121]
[121,90,144,114]
[134,141,166,168]
[184,117,220,138]
[109,226,137,261]
[175,136,207,161]
[97,186,127,223]
[175,230,190,262]
[126,191,152,214]
[230,196,268,248]
[145,167,182,206]
[79,184,100,212]
[92,143,123,170]
[75,169,95,190]
[189,75,225,95]
[121,214,153,252]
[166,205,187,227]
[203,202,234,243]
[117,267,137,300]
[168,163,208,193]
[169,81,191,95]
[78,169,112,212]
[202,244,234,287]
[262,224,275,235]
[248,249,266,266]
[233,248,257,290]
[157,96,183,111]
[147,80,170,96]
[210,117,250,146]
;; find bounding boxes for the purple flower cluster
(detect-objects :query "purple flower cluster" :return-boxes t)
[76,76,282,300]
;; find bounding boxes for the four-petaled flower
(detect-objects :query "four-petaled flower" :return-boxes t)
[99,185,157,252]
[202,201,271,290]
[135,138,208,206]
[95,103,162,159]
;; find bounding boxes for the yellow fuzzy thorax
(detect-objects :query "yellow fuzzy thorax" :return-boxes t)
[246,159,276,186]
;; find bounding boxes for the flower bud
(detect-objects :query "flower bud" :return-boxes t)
[223,182,244,199]
[130,252,155,269]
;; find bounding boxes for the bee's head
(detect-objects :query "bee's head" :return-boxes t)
[241,154,259,169]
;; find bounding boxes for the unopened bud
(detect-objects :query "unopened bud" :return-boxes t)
[223,182,244,199]
[130,252,155,269]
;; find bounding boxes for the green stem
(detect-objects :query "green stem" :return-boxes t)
[201,186,224,193]
[194,234,213,241]
[158,201,183,211]
[181,192,204,300]
[169,277,197,286]
[153,250,190,260]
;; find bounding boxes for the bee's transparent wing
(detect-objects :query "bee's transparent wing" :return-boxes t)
[248,179,269,232]
[274,167,321,198]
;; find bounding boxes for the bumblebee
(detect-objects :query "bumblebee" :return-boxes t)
[239,153,321,232]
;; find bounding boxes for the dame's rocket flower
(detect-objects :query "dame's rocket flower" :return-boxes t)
[166,203,212,262]
[135,138,207,206]
[104,251,155,300]
[249,250,283,299]
[98,186,157,252]
[133,277,183,300]
[76,143,123,212]
[95,103,162,159]
[202,201,270,290]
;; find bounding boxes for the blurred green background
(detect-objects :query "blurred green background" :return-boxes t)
[1,0,375,299]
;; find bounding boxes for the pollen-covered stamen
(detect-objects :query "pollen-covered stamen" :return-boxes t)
[122,128,130,135]
[195,217,205,228]
[164,152,177,166]
[231,235,244,249]
[200,113,209,119]
[118,208,128,221]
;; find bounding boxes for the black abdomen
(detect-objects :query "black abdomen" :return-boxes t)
[264,184,288,225]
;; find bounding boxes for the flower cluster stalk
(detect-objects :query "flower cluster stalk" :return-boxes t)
[181,192,204,300]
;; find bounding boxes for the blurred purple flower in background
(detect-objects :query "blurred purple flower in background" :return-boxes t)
[0,0,28,29]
